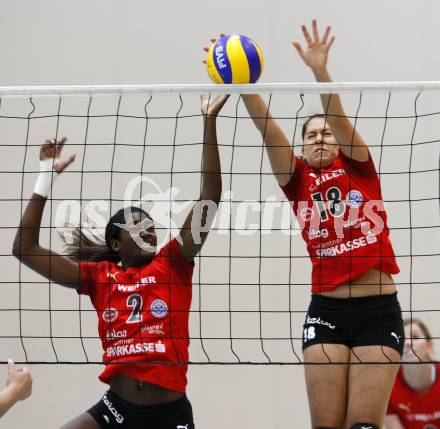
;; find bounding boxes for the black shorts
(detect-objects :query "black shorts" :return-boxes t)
[302,292,404,355]
[87,390,195,429]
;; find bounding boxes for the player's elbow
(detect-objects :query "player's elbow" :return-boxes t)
[12,236,22,259]
[12,234,31,260]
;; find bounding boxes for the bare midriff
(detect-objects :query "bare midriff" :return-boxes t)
[319,268,396,299]
[110,374,183,405]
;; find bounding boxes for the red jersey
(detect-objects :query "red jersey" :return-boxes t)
[79,239,194,393]
[281,150,399,293]
[387,365,440,429]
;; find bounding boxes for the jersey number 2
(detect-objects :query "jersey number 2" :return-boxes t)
[127,294,143,323]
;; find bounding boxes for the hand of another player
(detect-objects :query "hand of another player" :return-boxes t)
[201,34,229,118]
[39,137,76,173]
[6,359,32,401]
[200,94,229,118]
[202,33,226,66]
[292,19,335,71]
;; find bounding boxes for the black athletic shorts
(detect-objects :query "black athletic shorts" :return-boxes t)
[87,390,195,429]
[302,292,404,355]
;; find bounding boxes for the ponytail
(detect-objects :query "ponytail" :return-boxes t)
[60,206,150,263]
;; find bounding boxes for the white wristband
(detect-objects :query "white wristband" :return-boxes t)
[33,159,58,198]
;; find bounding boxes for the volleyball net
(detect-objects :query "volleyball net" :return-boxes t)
[1,83,439,365]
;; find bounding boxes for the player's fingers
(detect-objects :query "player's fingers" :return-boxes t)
[218,94,230,107]
[63,154,76,170]
[55,154,75,173]
[322,25,331,44]
[210,38,217,43]
[301,25,312,45]
[45,139,56,147]
[203,47,209,52]
[7,358,15,372]
[202,60,207,64]
[292,41,304,58]
[55,137,67,158]
[312,19,319,41]
[328,36,335,50]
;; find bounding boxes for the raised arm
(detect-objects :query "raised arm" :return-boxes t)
[12,138,81,289]
[293,20,369,162]
[177,95,228,260]
[241,94,296,186]
[203,37,295,186]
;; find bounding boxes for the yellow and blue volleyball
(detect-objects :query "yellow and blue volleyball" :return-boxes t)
[206,34,264,84]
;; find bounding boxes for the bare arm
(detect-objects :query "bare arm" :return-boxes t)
[384,414,405,429]
[178,95,228,260]
[203,37,295,186]
[241,94,296,186]
[12,138,80,289]
[293,20,369,162]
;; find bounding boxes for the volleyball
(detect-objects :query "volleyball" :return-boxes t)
[206,34,264,84]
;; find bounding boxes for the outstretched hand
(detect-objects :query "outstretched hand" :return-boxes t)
[292,19,335,71]
[200,94,229,118]
[40,137,76,173]
[201,34,230,117]
[202,33,226,66]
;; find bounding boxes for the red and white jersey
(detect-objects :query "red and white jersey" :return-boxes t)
[79,239,194,393]
[387,365,440,429]
[281,150,399,293]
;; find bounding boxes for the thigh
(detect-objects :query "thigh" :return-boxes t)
[60,412,101,429]
[346,345,401,428]
[304,344,350,429]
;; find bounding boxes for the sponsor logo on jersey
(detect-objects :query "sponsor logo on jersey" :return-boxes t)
[106,340,166,357]
[117,284,141,293]
[300,207,315,222]
[343,215,367,230]
[307,228,329,240]
[315,233,377,257]
[309,168,346,191]
[150,299,168,319]
[116,276,157,293]
[346,190,363,208]
[102,394,124,424]
[102,308,118,323]
[106,329,127,340]
[311,237,343,250]
[398,402,412,412]
[141,322,165,336]
[407,411,440,422]
[106,272,119,281]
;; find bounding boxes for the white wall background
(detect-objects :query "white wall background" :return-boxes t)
[0,0,439,428]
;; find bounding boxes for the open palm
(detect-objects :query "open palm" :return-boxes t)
[293,20,335,70]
